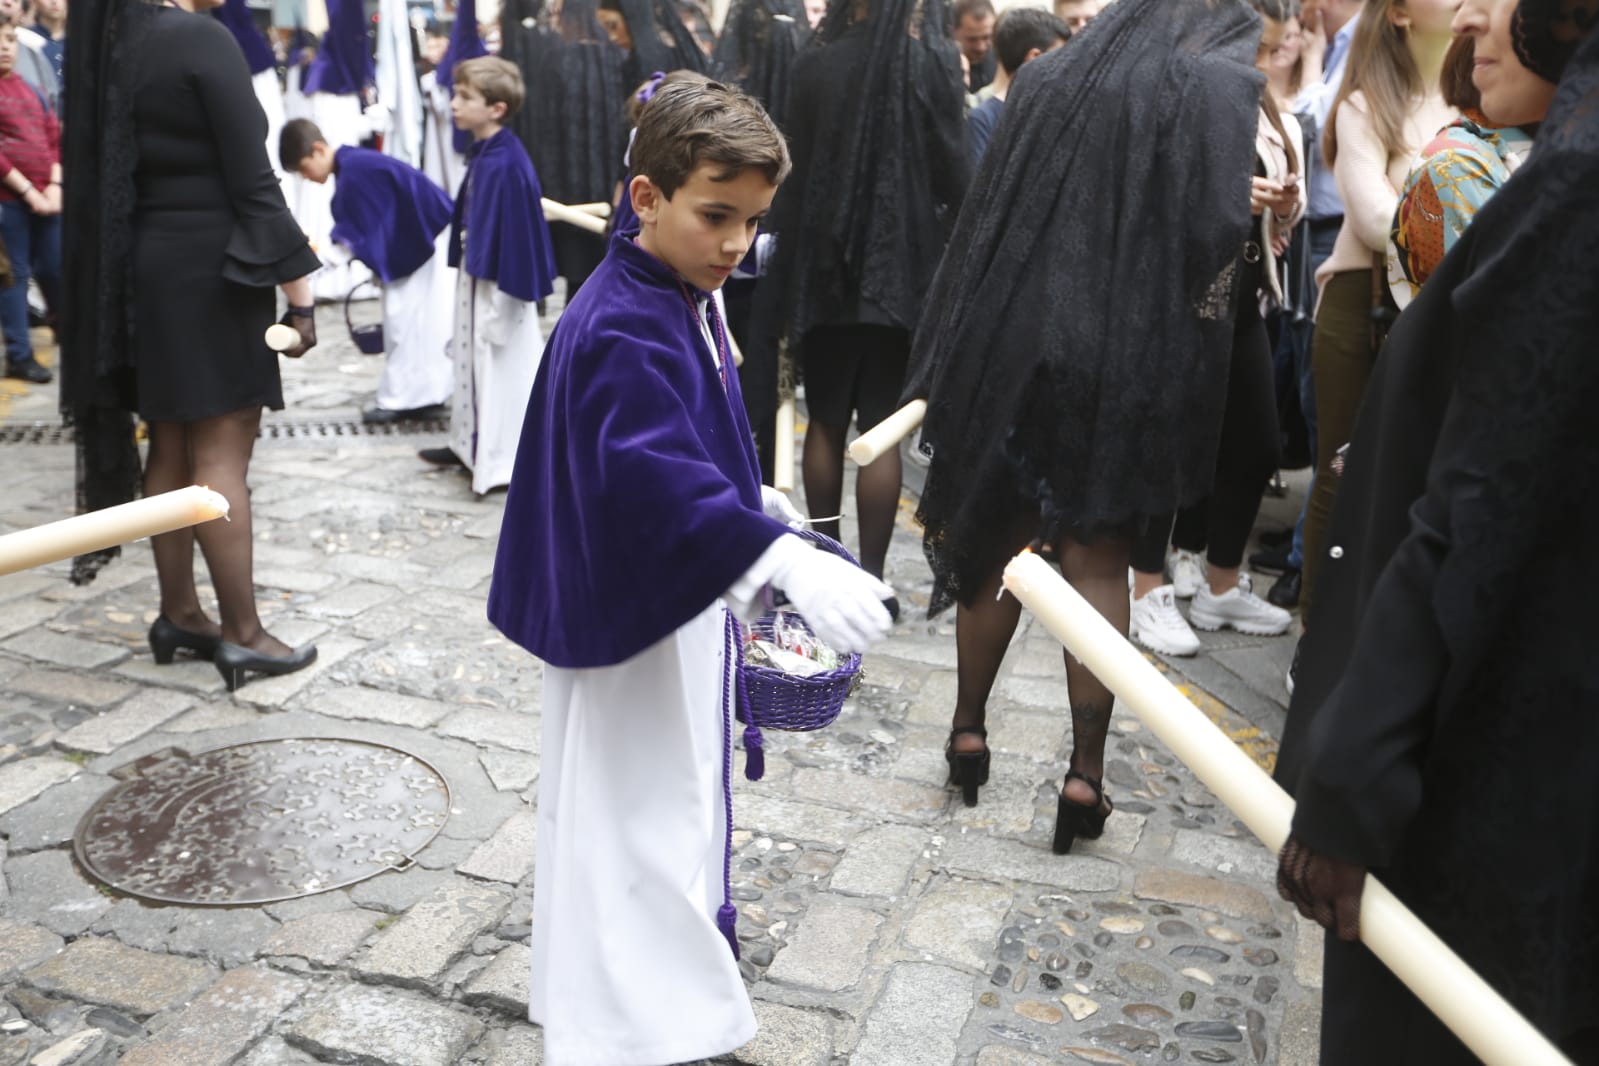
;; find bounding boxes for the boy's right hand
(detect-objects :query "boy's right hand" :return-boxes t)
[770,538,894,654]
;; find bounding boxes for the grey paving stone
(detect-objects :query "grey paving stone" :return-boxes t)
[0,772,116,851]
[0,598,65,640]
[1169,827,1277,883]
[235,1036,321,1066]
[1278,996,1321,1066]
[3,849,111,936]
[159,702,264,733]
[1132,867,1275,922]
[733,1001,833,1066]
[259,909,381,967]
[253,568,339,594]
[1,629,126,669]
[436,707,537,754]
[22,937,216,1018]
[56,689,194,755]
[286,983,485,1066]
[1072,810,1147,859]
[457,810,536,885]
[299,582,400,619]
[975,1048,1059,1066]
[348,868,455,914]
[788,767,949,822]
[850,962,973,1066]
[352,878,513,987]
[1294,913,1324,989]
[939,830,1122,892]
[167,908,282,967]
[765,897,883,993]
[118,966,306,1066]
[477,752,537,793]
[91,899,183,953]
[734,793,867,846]
[8,669,135,707]
[412,835,481,872]
[28,1028,109,1066]
[0,756,79,816]
[829,824,929,898]
[461,942,531,1016]
[305,685,453,729]
[901,877,1014,971]
[471,1027,544,1066]
[112,657,226,695]
[0,918,63,979]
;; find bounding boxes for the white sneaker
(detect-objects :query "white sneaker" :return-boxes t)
[1167,549,1206,599]
[1189,573,1292,636]
[1130,585,1202,656]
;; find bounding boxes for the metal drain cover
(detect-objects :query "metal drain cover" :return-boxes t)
[74,738,451,905]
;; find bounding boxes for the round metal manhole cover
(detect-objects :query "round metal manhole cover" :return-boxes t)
[73,738,451,905]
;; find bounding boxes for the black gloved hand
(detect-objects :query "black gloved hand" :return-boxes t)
[280,306,317,359]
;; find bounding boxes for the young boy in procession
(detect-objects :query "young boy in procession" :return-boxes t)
[420,55,556,494]
[279,118,456,424]
[486,75,895,1064]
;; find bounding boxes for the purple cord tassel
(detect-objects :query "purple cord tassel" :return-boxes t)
[717,902,741,960]
[742,724,765,781]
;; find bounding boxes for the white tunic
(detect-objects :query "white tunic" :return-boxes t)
[447,271,543,495]
[529,295,780,1065]
[251,68,288,188]
[374,230,456,412]
[421,73,467,196]
[291,92,374,301]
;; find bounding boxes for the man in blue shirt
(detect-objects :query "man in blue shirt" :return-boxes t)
[967,6,1071,167]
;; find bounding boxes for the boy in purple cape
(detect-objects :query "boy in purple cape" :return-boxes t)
[422,56,557,495]
[486,75,894,1064]
[280,118,456,423]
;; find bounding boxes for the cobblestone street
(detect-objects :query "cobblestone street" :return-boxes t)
[1,297,1322,1065]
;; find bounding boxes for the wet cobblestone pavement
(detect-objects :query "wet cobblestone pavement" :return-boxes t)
[0,297,1319,1064]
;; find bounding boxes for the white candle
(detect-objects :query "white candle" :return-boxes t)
[265,323,300,352]
[566,202,613,218]
[0,486,231,578]
[540,198,608,235]
[1001,549,1573,1066]
[773,394,796,493]
[847,398,926,466]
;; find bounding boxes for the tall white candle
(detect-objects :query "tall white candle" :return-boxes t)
[847,398,926,466]
[0,486,230,578]
[773,394,796,493]
[540,198,608,235]
[1001,549,1572,1066]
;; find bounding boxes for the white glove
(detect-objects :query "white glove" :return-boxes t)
[760,486,806,528]
[767,535,894,654]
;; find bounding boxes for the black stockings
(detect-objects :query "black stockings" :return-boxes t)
[144,408,286,655]
[950,530,1130,813]
[801,420,901,580]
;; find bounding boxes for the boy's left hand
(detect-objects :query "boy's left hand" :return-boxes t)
[761,486,806,529]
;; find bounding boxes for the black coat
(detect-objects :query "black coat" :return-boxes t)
[1273,49,1599,1062]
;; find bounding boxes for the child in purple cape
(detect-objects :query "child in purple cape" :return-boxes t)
[280,118,456,423]
[486,74,894,1064]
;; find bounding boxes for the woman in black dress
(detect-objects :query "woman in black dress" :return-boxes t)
[62,0,321,689]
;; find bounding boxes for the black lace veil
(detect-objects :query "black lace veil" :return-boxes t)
[613,0,709,85]
[904,0,1266,614]
[1513,0,1599,81]
[757,0,968,348]
[711,0,807,127]
[59,0,155,583]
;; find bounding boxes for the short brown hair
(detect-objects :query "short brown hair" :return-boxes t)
[453,56,526,122]
[1439,34,1482,113]
[629,72,791,199]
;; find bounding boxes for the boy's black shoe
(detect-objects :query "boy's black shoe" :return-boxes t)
[5,358,52,384]
[1267,568,1301,608]
[417,447,465,466]
[365,404,446,425]
[1258,527,1294,551]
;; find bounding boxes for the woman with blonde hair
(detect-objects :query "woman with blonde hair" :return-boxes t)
[1298,0,1457,620]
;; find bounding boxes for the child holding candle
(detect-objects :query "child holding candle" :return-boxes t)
[279,118,456,424]
[486,75,894,1064]
[419,56,557,494]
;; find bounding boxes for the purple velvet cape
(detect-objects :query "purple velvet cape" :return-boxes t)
[212,0,275,75]
[447,129,558,303]
[330,147,453,282]
[486,233,789,668]
[303,0,374,96]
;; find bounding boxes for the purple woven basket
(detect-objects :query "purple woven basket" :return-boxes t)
[735,530,863,734]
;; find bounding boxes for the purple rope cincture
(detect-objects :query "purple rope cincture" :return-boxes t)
[716,611,741,961]
[735,649,766,782]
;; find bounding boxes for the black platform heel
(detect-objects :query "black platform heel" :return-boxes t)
[1052,769,1113,855]
[148,616,221,665]
[214,641,318,692]
[945,725,991,808]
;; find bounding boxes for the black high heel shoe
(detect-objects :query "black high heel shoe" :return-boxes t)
[945,725,991,807]
[214,641,318,692]
[148,616,221,665]
[1052,769,1113,855]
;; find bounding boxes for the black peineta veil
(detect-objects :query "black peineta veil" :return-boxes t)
[613,0,709,87]
[903,0,1265,616]
[711,0,807,128]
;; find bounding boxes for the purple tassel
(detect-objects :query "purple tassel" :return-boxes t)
[717,902,741,960]
[742,724,766,781]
